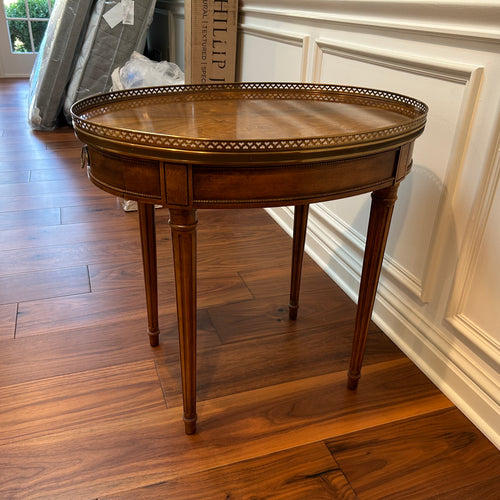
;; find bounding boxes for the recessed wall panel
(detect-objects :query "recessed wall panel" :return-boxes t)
[317,48,466,282]
[238,29,306,82]
[462,171,500,342]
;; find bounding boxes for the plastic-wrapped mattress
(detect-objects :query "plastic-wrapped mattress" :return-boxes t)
[63,0,156,122]
[28,0,94,130]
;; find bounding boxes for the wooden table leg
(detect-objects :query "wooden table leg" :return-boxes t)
[347,184,399,390]
[289,204,309,320]
[138,202,160,347]
[169,208,198,435]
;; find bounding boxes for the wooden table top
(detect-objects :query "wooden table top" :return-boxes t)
[71,82,427,164]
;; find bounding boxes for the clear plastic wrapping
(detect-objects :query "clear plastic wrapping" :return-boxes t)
[110,51,184,90]
[112,51,184,212]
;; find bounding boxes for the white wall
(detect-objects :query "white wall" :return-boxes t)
[165,0,499,448]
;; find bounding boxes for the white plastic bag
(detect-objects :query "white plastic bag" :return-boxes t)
[111,51,184,90]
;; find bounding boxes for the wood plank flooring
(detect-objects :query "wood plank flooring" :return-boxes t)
[1,79,499,499]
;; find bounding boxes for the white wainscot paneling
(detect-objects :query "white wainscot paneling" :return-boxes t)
[462,182,500,340]
[240,0,500,44]
[447,122,500,356]
[312,40,483,300]
[237,25,309,82]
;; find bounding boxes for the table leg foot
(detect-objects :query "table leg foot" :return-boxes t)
[347,371,360,390]
[149,331,160,347]
[183,415,197,435]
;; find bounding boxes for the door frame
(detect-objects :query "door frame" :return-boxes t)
[0,2,38,78]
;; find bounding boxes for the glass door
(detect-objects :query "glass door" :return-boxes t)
[0,0,52,77]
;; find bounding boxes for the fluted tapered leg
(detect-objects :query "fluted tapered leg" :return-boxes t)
[348,184,399,389]
[169,208,198,434]
[138,202,159,347]
[289,204,309,320]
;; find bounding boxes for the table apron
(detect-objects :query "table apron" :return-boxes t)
[191,149,403,208]
[85,144,413,209]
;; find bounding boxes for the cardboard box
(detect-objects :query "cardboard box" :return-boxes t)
[184,0,238,84]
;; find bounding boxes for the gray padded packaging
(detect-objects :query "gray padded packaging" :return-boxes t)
[28,0,94,130]
[63,0,157,122]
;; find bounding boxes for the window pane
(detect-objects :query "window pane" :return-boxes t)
[7,19,31,53]
[31,19,47,51]
[4,0,27,18]
[27,0,49,18]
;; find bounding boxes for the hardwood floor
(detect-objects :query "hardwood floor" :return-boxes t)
[0,78,498,499]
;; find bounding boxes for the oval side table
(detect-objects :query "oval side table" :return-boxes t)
[72,82,428,434]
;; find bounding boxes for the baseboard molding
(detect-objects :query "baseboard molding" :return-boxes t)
[266,206,500,449]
